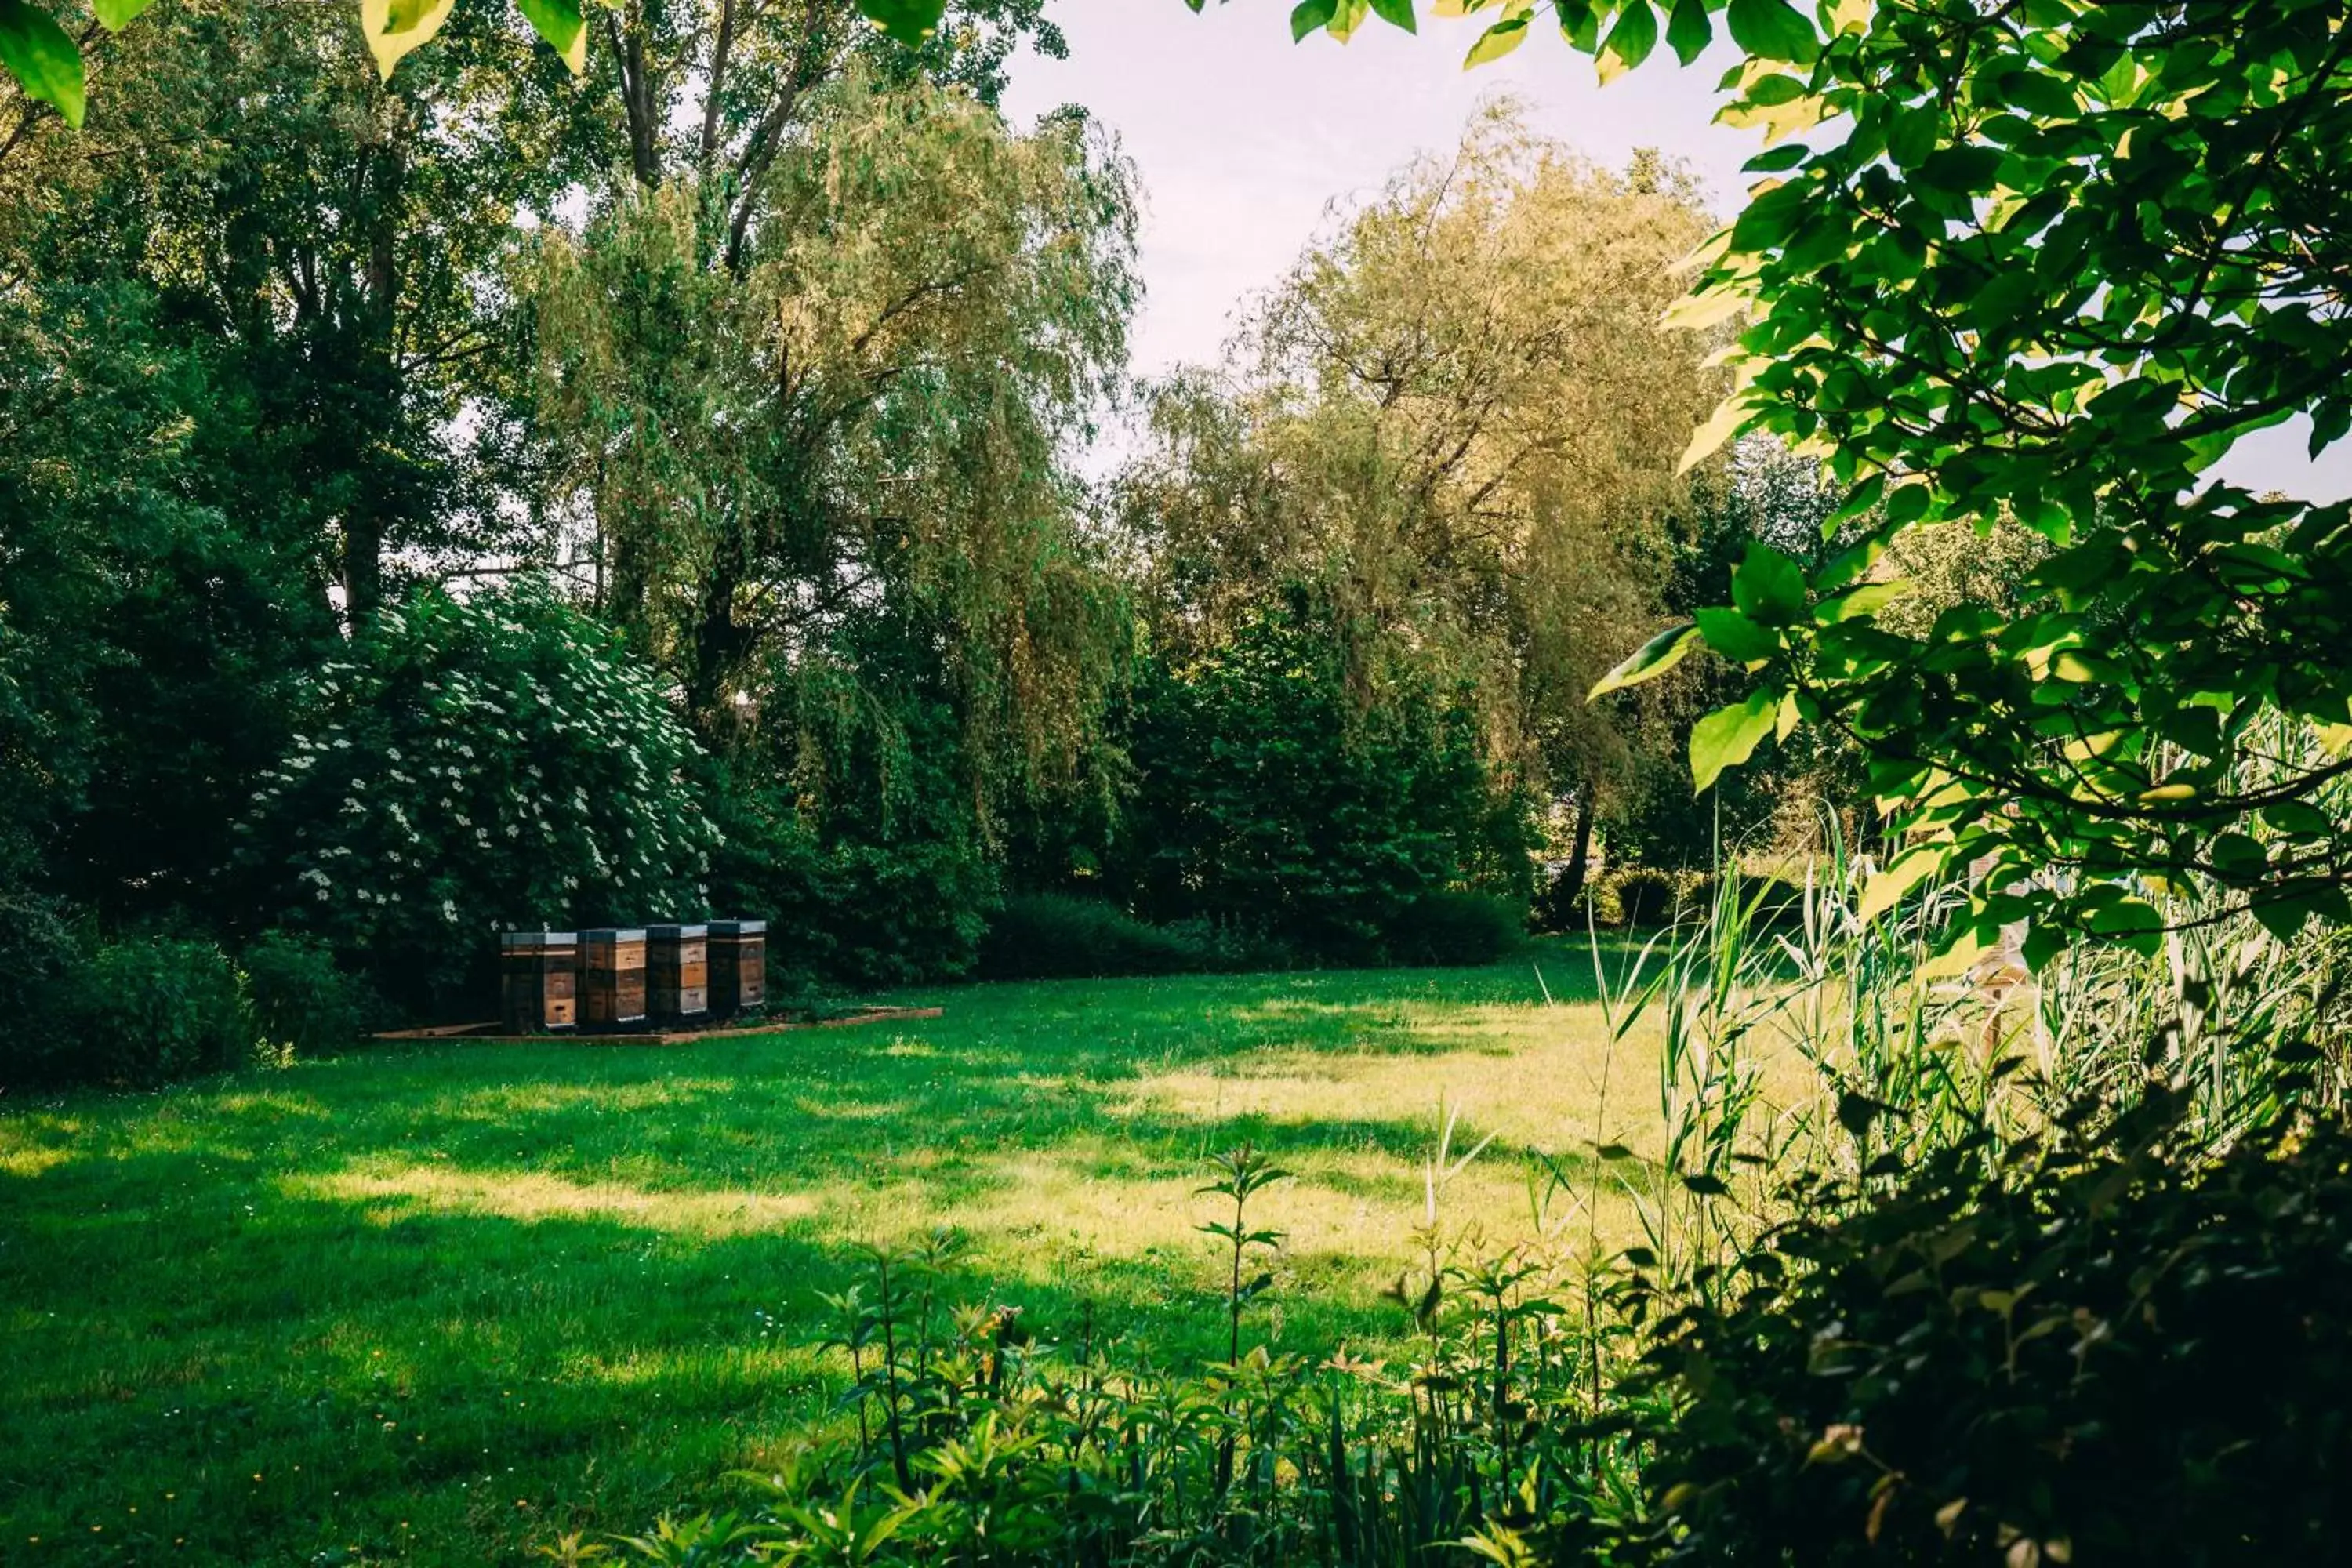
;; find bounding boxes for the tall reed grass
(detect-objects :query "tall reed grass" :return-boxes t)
[594,827,2350,1566]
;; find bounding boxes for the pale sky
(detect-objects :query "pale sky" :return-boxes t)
[1000,2,2350,502]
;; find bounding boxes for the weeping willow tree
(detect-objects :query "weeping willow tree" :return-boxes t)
[532,74,1138,866]
[1118,104,1723,869]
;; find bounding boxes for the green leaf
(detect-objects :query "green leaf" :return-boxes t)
[1367,0,1415,33]
[1665,0,1711,64]
[1553,0,1599,52]
[386,0,441,33]
[1731,541,1808,625]
[515,0,586,71]
[1857,845,1941,923]
[1290,0,1337,40]
[856,0,947,47]
[89,0,154,31]
[2020,921,2068,974]
[2248,888,2348,944]
[360,0,456,79]
[1815,581,1908,623]
[1464,14,1528,67]
[1694,605,1781,663]
[1725,0,1818,64]
[1589,621,1700,699]
[1835,1091,1897,1138]
[1690,688,1779,793]
[1678,393,1752,472]
[1598,2,1658,82]
[0,0,82,128]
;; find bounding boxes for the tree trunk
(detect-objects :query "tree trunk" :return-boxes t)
[1555,791,1596,913]
[343,133,408,622]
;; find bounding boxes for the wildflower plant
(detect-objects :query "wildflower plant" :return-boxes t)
[237,579,720,1007]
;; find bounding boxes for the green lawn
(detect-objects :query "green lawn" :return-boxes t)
[1,945,1663,1565]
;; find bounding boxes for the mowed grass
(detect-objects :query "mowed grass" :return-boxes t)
[1,942,1668,1566]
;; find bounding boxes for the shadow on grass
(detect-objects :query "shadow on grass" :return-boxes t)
[0,953,1638,1566]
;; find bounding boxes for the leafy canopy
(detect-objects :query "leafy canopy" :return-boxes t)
[1120,109,1722,808]
[0,0,955,127]
[1273,0,2352,963]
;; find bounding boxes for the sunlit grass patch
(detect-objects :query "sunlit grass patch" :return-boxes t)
[0,942,1655,1566]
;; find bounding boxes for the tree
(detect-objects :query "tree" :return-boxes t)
[1238,0,2352,961]
[0,0,1013,136]
[1113,589,1528,960]
[1119,107,1722,877]
[1556,0,2352,962]
[532,71,1137,916]
[2,0,596,623]
[0,279,334,924]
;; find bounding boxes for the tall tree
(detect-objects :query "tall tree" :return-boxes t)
[2,0,593,620]
[1120,107,1722,848]
[532,71,1137,818]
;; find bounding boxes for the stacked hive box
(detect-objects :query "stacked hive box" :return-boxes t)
[710,920,767,1017]
[580,927,648,1031]
[648,924,709,1025]
[499,931,578,1033]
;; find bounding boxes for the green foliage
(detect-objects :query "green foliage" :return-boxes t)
[0,889,81,1082]
[706,744,1000,991]
[531,68,1134,749]
[975,893,1276,981]
[1121,114,1719,834]
[240,930,376,1058]
[1421,0,2352,961]
[0,282,329,930]
[1635,1103,2352,1565]
[606,1143,1644,1568]
[1692,1,2352,959]
[38,936,256,1086]
[0,0,962,117]
[1603,866,1682,928]
[238,581,717,1011]
[1383,889,1526,967]
[1116,597,1533,964]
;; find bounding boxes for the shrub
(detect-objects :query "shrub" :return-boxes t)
[1113,597,1535,964]
[241,931,375,1057]
[49,937,256,1086]
[1385,889,1524,967]
[1635,1102,2352,1565]
[1607,865,1683,927]
[238,581,719,1014]
[1728,869,1806,930]
[978,893,1282,979]
[705,753,1000,991]
[0,891,81,1083]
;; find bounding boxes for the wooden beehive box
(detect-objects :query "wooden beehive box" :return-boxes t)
[648,923,709,1025]
[709,919,767,1017]
[579,927,648,1029]
[499,931,578,1033]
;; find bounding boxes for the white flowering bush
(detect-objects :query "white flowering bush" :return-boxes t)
[239,581,720,1011]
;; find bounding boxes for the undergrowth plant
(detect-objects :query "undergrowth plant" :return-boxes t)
[597,1120,1663,1567]
[600,829,2352,1568]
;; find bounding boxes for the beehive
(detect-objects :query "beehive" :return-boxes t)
[709,919,767,1017]
[648,923,709,1025]
[579,927,648,1029]
[499,931,578,1033]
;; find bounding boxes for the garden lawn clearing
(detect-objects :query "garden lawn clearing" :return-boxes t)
[2,942,1664,1566]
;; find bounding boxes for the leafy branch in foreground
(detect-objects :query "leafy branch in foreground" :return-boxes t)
[0,0,950,127]
[1235,0,2352,961]
[1628,1,2352,964]
[1343,0,2352,964]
